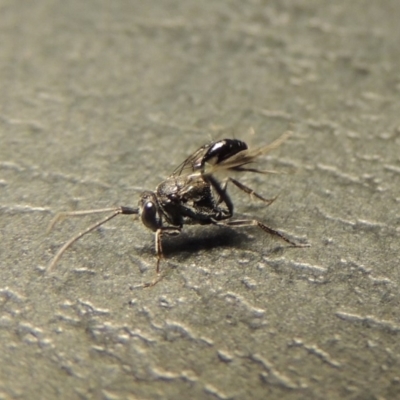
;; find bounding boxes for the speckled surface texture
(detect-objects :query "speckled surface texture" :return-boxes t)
[1,1,400,399]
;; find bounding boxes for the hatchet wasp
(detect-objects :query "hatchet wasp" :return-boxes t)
[47,131,308,283]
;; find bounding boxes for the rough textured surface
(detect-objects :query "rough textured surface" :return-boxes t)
[1,1,400,399]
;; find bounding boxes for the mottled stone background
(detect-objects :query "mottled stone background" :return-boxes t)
[1,1,399,399]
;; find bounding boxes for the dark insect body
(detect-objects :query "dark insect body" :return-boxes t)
[47,132,308,285]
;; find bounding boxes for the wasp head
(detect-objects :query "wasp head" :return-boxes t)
[138,191,161,232]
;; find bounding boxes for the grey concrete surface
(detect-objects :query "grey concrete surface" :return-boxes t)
[1,1,400,399]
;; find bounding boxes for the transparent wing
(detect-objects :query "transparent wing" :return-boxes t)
[171,142,212,177]
[202,131,291,176]
[171,131,291,178]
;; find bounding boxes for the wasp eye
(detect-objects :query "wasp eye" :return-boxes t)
[141,200,160,231]
[145,201,154,210]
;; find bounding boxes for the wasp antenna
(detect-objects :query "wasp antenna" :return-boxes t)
[47,212,67,233]
[47,207,138,233]
[47,206,138,273]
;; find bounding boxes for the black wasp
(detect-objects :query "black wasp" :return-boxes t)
[47,131,307,283]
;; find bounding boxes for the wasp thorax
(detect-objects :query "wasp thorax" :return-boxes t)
[138,191,161,231]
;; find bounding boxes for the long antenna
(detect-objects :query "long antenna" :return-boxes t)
[47,206,138,273]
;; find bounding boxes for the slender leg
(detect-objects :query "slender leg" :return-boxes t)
[216,180,229,206]
[215,177,276,206]
[47,206,138,273]
[154,227,181,273]
[206,175,233,218]
[213,218,309,247]
[155,229,163,274]
[227,177,277,205]
[155,227,181,275]
[143,227,181,288]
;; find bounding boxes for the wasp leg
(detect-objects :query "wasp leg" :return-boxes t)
[205,175,233,219]
[212,218,309,247]
[144,227,181,288]
[215,177,276,206]
[155,227,181,274]
[47,206,138,273]
[227,177,277,205]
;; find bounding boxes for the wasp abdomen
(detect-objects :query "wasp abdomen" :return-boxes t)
[196,139,248,169]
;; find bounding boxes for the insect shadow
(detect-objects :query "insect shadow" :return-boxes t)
[47,131,309,286]
[155,225,247,258]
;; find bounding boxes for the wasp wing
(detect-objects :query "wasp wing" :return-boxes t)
[170,142,212,177]
[202,131,291,176]
[171,131,291,178]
